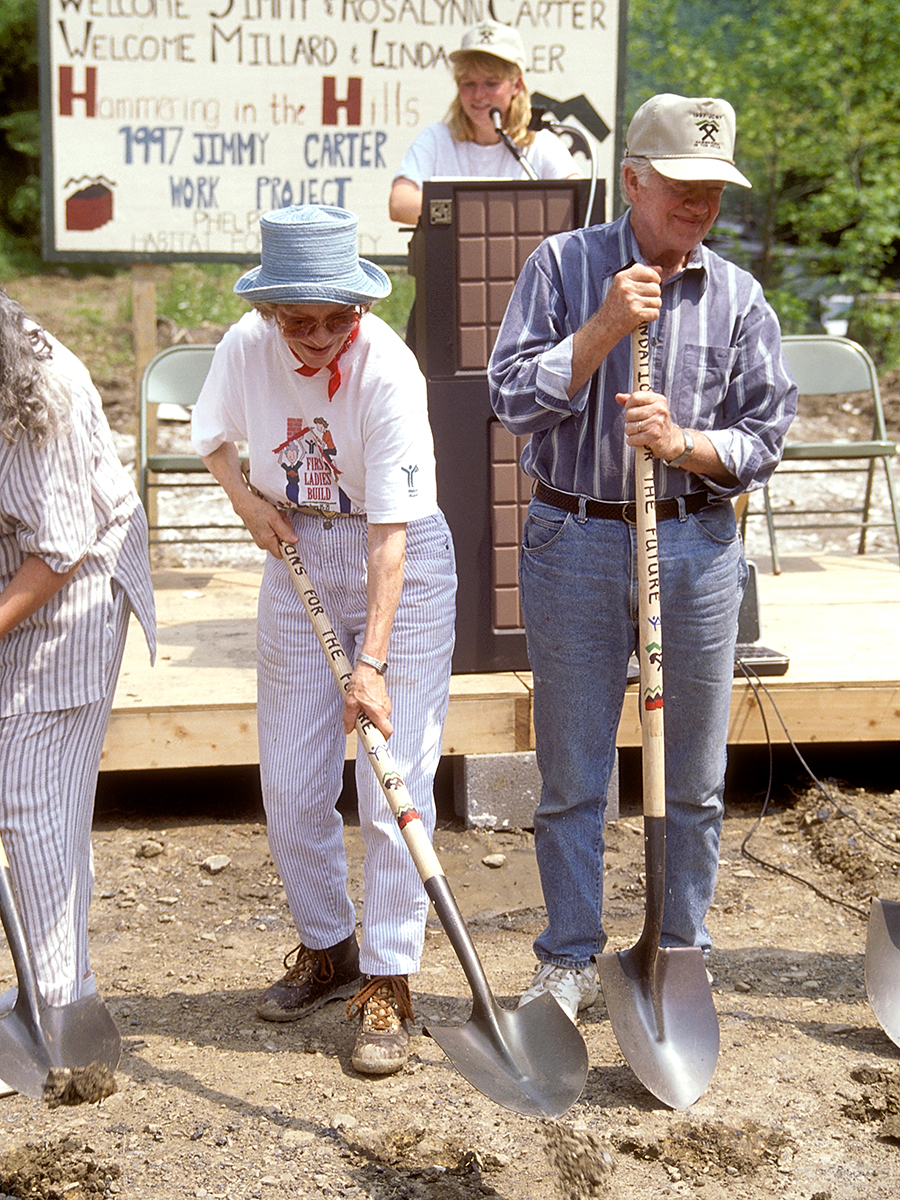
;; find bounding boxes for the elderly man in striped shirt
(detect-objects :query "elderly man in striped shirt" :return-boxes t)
[488,94,797,1022]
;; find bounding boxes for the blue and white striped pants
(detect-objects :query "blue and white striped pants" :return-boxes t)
[0,582,130,1008]
[256,511,457,977]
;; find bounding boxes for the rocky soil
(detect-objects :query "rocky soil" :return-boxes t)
[0,777,899,1200]
[0,271,896,1200]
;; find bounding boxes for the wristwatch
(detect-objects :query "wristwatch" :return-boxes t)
[356,652,388,675]
[666,428,694,469]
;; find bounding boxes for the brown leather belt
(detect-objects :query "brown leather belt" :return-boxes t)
[534,480,711,523]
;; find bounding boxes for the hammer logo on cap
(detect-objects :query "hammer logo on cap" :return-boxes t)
[695,119,721,146]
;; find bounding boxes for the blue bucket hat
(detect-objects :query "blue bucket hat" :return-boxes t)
[234,205,391,305]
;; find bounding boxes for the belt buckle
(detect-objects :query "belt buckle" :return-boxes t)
[622,501,638,525]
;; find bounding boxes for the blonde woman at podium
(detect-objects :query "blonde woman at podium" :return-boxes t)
[389,21,579,227]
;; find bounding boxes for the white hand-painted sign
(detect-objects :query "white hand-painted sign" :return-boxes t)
[40,0,622,263]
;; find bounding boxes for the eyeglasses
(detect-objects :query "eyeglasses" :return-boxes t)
[275,308,360,339]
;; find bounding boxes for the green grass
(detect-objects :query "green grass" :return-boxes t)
[373,270,416,335]
[156,263,251,328]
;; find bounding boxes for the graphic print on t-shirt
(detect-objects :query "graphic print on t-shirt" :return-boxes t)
[272,415,351,511]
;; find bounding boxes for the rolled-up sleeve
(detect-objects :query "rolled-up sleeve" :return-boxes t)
[699,296,798,498]
[489,251,585,433]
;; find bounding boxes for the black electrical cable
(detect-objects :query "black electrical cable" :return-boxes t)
[733,659,889,921]
[738,660,900,857]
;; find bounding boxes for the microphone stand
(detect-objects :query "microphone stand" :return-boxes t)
[528,107,599,228]
[489,107,539,181]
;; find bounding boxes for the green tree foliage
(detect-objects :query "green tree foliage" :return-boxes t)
[0,0,41,258]
[627,0,900,344]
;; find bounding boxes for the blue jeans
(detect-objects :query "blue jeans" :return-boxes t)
[520,497,746,967]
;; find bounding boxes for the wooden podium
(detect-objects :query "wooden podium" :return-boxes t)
[409,177,606,673]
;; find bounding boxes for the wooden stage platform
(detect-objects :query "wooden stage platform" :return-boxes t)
[101,551,899,774]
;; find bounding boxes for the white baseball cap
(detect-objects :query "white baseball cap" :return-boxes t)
[449,22,527,74]
[626,94,752,189]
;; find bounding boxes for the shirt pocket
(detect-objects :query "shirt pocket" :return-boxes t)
[678,344,738,416]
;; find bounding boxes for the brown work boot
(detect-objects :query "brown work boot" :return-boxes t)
[347,975,414,1075]
[256,934,361,1022]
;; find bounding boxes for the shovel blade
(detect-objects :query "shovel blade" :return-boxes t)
[0,1012,53,1099]
[0,994,121,1101]
[598,945,718,1110]
[42,994,122,1072]
[425,991,588,1119]
[865,898,900,1049]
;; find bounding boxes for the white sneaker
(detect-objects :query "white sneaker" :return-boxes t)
[518,961,600,1022]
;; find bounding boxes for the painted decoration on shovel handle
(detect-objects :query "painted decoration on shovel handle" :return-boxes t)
[632,324,664,716]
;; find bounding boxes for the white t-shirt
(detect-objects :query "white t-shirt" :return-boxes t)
[394,123,578,188]
[191,311,440,524]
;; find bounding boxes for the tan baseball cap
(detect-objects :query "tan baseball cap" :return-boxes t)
[449,22,527,74]
[626,94,752,189]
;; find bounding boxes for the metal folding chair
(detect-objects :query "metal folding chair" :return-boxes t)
[746,334,900,574]
[139,344,249,546]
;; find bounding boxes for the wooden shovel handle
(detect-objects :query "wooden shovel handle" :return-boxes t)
[633,326,666,821]
[278,540,446,886]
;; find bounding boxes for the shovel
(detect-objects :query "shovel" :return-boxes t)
[0,833,121,1102]
[596,326,720,1110]
[865,898,900,1048]
[279,539,588,1119]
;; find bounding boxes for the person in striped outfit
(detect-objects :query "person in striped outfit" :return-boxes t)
[0,289,156,1056]
[191,205,457,1076]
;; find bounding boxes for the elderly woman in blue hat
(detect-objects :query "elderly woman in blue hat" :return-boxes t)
[191,205,457,1076]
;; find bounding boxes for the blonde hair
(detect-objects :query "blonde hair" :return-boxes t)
[445,51,535,149]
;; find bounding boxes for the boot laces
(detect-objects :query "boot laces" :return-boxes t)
[281,943,335,986]
[346,976,413,1029]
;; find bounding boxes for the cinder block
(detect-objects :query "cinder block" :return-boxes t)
[454,749,619,830]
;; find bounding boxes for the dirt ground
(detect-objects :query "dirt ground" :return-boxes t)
[1,776,899,1200]
[0,271,897,1199]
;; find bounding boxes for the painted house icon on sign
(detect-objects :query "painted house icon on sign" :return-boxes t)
[64,176,116,231]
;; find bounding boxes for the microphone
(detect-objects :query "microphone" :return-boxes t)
[490,107,540,180]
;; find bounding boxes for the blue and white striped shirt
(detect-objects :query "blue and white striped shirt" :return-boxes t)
[488,210,797,503]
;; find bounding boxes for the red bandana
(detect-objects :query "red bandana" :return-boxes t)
[291,321,360,401]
